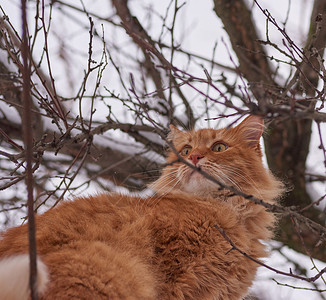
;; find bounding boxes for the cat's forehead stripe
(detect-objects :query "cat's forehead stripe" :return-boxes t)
[176,128,227,148]
[191,129,223,146]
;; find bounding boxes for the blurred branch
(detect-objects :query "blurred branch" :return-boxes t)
[213,0,277,100]
[21,0,38,298]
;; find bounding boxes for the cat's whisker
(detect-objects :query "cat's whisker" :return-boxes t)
[143,171,180,208]
[217,164,263,198]
[177,165,189,181]
[147,177,181,208]
[204,163,242,191]
[213,166,243,190]
[203,162,227,181]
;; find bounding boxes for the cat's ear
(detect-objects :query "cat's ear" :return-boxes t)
[236,115,264,147]
[168,125,182,141]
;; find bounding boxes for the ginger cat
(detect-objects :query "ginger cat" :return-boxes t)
[0,116,283,300]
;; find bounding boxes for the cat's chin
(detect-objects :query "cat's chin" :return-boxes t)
[180,173,220,196]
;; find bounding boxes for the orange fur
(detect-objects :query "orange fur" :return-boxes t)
[0,116,283,299]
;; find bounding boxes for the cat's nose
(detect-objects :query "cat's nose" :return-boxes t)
[189,154,204,166]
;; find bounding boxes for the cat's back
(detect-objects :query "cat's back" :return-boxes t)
[0,192,246,259]
[0,194,147,256]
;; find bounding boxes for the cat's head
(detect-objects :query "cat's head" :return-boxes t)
[150,116,283,202]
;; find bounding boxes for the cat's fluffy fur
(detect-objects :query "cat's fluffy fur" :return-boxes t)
[0,116,283,299]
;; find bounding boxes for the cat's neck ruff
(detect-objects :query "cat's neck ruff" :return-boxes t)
[164,185,235,202]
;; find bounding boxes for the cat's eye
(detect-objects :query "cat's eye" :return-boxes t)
[180,145,192,156]
[211,143,228,152]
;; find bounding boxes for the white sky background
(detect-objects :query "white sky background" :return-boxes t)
[0,0,326,299]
